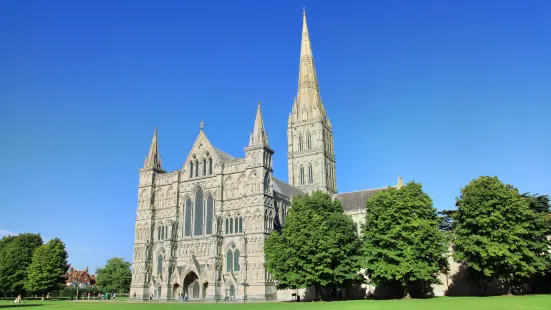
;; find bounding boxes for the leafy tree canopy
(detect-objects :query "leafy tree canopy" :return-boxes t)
[0,233,43,295]
[363,181,449,297]
[95,257,132,293]
[453,176,550,292]
[25,238,69,295]
[265,191,363,297]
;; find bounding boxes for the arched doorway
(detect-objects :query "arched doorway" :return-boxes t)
[172,283,180,300]
[155,286,162,299]
[183,271,200,300]
[202,282,208,300]
[229,283,235,299]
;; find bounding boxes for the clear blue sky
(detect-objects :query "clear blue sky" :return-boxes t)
[1,0,550,272]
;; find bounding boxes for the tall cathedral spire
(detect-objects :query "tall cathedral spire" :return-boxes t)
[249,101,269,147]
[292,10,326,122]
[143,127,162,170]
[287,11,336,194]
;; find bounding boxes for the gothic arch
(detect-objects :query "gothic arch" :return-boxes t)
[166,185,174,206]
[263,171,271,194]
[223,241,238,253]
[224,176,234,199]
[237,173,246,197]
[244,211,252,232]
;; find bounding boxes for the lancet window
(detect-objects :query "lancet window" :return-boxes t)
[226,244,240,272]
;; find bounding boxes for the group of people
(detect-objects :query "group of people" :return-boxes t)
[96,292,117,301]
[71,291,116,301]
[178,292,189,302]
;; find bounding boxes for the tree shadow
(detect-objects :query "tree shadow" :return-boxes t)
[0,305,44,309]
[407,280,435,298]
[445,263,507,296]
[373,281,406,299]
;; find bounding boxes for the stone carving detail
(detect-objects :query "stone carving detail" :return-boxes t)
[176,240,214,257]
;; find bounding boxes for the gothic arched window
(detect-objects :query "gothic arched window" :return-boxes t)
[209,158,213,175]
[233,249,240,271]
[225,218,229,234]
[157,254,162,275]
[206,195,214,234]
[203,159,207,176]
[194,188,204,236]
[226,249,233,272]
[157,226,161,240]
[195,160,199,177]
[299,134,303,151]
[229,216,234,234]
[264,172,270,194]
[300,165,304,185]
[189,162,193,178]
[308,163,313,184]
[238,217,243,233]
[184,199,192,236]
[307,132,312,149]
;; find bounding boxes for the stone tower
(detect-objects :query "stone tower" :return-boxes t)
[288,11,337,195]
[244,101,277,299]
[131,127,165,300]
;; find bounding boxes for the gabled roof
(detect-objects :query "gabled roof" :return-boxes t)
[213,147,236,162]
[273,178,305,198]
[334,187,392,212]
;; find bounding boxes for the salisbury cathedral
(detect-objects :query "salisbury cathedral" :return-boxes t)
[129,12,401,301]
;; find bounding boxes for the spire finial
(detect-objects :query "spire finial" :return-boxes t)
[258,100,261,106]
[303,6,306,15]
[200,121,204,131]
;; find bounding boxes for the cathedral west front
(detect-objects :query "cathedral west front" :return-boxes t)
[129,12,400,301]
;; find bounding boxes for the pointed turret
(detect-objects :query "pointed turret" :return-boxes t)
[397,176,404,189]
[143,127,162,170]
[249,101,269,147]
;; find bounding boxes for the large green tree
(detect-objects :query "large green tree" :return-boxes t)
[265,191,363,299]
[453,176,550,294]
[95,257,132,293]
[25,238,69,296]
[363,182,448,298]
[0,233,43,295]
[0,235,17,296]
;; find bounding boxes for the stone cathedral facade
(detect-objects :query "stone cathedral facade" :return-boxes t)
[130,12,400,301]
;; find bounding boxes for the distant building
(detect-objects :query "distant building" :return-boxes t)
[66,267,96,288]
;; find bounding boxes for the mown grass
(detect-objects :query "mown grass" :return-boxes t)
[1,295,550,310]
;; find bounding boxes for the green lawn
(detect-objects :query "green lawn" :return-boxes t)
[1,295,550,310]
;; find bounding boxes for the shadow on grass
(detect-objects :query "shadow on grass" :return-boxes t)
[0,305,44,308]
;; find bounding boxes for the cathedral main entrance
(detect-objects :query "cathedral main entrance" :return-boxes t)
[183,272,200,299]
